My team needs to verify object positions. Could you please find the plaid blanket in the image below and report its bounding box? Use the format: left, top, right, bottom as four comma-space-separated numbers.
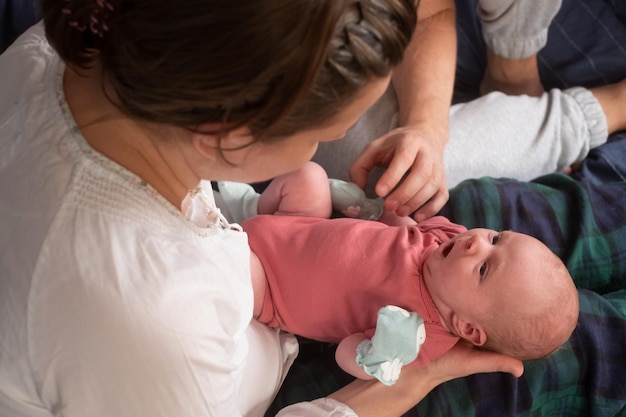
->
415, 139, 626, 417
402, 289, 626, 417
267, 0, 626, 411
268, 286, 626, 417
266, 138, 626, 417
442, 173, 626, 295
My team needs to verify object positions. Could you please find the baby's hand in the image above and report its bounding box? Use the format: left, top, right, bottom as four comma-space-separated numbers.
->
356, 306, 426, 386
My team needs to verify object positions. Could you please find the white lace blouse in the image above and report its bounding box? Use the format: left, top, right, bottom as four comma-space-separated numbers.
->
0, 23, 355, 417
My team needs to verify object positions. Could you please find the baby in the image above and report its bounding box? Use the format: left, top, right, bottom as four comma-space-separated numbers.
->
231, 162, 579, 386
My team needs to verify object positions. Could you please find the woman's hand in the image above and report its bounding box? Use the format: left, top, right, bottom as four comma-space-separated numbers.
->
430, 341, 525, 383
329, 341, 523, 417
349, 124, 449, 221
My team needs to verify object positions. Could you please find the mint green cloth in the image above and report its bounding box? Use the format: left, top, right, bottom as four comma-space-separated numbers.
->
356, 305, 426, 386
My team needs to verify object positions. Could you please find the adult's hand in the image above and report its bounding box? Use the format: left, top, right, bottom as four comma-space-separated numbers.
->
348, 0, 456, 222
329, 340, 523, 417
349, 123, 448, 221
430, 340, 524, 383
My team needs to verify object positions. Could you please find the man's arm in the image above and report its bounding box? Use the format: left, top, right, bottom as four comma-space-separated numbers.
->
350, 0, 457, 221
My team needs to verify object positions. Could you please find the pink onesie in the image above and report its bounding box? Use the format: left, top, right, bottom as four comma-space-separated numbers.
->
242, 215, 466, 366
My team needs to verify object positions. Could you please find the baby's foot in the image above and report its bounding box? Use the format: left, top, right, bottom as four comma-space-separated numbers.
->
480, 50, 544, 97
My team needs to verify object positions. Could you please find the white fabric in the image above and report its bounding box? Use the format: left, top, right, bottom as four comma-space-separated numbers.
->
478, 0, 563, 58
276, 398, 358, 417
444, 87, 607, 188
0, 23, 343, 417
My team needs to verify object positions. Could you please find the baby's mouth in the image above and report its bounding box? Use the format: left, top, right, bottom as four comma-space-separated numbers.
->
442, 242, 454, 257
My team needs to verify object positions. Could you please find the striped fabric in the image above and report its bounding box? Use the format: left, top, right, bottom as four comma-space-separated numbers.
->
454, 0, 626, 103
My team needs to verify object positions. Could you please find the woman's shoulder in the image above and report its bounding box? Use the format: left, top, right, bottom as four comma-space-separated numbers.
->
42, 182, 253, 293
29, 197, 254, 356
27, 169, 254, 332
0, 22, 56, 90
1, 22, 49, 55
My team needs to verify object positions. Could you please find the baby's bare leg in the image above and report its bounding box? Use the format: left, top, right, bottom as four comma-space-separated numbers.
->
590, 79, 626, 134
257, 161, 333, 218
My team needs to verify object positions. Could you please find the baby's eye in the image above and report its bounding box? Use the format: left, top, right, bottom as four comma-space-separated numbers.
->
491, 234, 500, 244
479, 262, 487, 279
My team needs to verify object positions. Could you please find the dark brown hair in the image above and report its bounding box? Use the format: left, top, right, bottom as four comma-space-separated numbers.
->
41, 0, 416, 142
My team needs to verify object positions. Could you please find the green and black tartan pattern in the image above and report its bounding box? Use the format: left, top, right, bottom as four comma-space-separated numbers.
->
268, 153, 626, 417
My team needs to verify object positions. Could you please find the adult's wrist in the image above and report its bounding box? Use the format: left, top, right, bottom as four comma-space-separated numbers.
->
328, 365, 440, 417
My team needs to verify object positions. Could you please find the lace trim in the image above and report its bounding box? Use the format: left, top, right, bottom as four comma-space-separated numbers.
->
52, 58, 238, 235
182, 186, 238, 231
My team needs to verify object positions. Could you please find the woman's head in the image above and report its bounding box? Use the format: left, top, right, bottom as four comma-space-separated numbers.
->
42, 0, 416, 143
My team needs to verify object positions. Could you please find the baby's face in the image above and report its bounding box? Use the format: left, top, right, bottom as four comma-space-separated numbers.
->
422, 228, 550, 327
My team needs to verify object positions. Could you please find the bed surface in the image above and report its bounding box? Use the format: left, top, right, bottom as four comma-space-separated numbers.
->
269, 0, 626, 415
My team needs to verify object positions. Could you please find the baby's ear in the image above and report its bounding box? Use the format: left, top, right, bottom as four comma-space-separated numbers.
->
451, 314, 487, 347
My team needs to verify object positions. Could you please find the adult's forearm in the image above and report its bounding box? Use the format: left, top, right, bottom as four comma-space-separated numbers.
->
393, 0, 456, 139
328, 365, 439, 417
327, 341, 525, 417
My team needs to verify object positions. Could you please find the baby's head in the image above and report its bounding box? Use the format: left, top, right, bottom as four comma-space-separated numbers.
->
423, 228, 579, 360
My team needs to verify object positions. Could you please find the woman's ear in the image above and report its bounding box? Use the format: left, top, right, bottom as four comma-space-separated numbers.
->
191, 124, 253, 160
190, 133, 219, 160
451, 314, 487, 347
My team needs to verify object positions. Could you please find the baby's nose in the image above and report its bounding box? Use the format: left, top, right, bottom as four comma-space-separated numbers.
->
465, 234, 484, 254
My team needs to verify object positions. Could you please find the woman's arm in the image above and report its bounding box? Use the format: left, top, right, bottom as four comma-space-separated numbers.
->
330, 341, 524, 417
